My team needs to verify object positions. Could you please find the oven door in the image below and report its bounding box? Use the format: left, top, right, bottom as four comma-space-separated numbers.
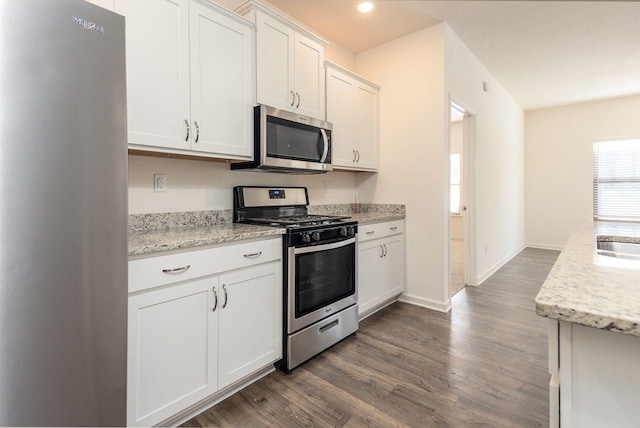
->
287, 237, 357, 333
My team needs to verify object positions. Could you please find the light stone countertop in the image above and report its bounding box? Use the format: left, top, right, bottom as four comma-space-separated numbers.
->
128, 223, 285, 256
535, 221, 640, 337
128, 204, 405, 257
349, 211, 406, 224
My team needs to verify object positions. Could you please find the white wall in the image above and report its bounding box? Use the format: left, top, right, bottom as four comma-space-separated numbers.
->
128, 155, 357, 213
353, 22, 525, 311
355, 24, 449, 311
525, 94, 640, 249
445, 25, 526, 284
450, 121, 463, 240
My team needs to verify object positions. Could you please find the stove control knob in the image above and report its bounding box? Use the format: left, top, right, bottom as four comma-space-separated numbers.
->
311, 231, 321, 242
350, 226, 356, 236
301, 233, 311, 243
339, 227, 348, 237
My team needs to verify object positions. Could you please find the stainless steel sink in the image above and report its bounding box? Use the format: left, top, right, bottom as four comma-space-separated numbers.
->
596, 240, 640, 260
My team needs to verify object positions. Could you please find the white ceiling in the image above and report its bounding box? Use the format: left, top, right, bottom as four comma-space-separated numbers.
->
263, 0, 640, 111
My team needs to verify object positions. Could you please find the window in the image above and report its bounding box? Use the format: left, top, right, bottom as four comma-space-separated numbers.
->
450, 153, 461, 214
593, 139, 640, 221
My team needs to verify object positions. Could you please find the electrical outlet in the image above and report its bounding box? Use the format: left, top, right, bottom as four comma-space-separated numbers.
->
323, 181, 335, 193
154, 174, 167, 192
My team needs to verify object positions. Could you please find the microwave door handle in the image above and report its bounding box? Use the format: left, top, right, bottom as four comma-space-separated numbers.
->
320, 129, 329, 163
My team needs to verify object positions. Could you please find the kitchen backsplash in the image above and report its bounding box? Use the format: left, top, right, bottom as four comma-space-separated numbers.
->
128, 154, 360, 214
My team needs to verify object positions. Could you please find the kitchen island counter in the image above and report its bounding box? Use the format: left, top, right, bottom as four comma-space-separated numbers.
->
535, 221, 640, 337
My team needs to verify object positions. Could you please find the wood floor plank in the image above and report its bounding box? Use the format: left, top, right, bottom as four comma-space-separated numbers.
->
181, 248, 559, 427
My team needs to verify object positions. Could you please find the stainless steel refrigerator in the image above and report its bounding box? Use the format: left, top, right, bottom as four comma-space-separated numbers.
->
0, 1, 127, 425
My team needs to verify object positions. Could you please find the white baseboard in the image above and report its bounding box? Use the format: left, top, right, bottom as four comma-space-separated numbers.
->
526, 242, 564, 251
398, 293, 451, 313
477, 243, 526, 284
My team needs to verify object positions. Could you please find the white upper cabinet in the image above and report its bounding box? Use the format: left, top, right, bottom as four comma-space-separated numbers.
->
117, 0, 191, 152
189, 1, 253, 157
255, 13, 294, 110
116, 0, 253, 160
293, 33, 324, 118
325, 62, 380, 171
238, 0, 327, 120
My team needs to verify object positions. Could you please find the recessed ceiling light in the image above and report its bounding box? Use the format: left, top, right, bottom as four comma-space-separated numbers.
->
357, 1, 374, 13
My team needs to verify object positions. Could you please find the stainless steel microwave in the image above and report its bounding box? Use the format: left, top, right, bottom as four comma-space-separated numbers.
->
231, 105, 333, 174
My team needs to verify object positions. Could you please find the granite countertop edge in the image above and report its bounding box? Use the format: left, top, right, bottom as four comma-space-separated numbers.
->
534, 221, 640, 338
128, 226, 286, 257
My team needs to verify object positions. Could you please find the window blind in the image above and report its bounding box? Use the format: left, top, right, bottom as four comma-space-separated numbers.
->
593, 140, 640, 221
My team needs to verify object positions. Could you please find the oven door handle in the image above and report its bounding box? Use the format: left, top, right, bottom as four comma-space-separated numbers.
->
293, 237, 356, 255
319, 129, 329, 163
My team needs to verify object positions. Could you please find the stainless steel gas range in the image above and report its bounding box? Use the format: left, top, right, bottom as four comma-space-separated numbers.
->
234, 186, 359, 372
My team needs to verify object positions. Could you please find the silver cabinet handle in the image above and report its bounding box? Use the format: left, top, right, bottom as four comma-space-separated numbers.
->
383, 244, 388, 257
162, 265, 191, 274
319, 319, 339, 333
353, 149, 357, 162
243, 251, 262, 258
184, 119, 190, 141
356, 150, 360, 163
296, 92, 300, 108
380, 244, 384, 258
194, 121, 200, 143
212, 287, 218, 312
390, 226, 398, 231
290, 90, 295, 107
366, 231, 375, 235
222, 284, 228, 308
320, 129, 329, 163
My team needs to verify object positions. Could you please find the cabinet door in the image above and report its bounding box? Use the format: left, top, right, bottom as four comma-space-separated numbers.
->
256, 13, 294, 111
218, 261, 282, 389
294, 33, 325, 119
326, 69, 354, 168
189, 1, 253, 159
116, 0, 191, 151
382, 235, 405, 300
127, 277, 218, 427
357, 240, 383, 317
352, 83, 378, 170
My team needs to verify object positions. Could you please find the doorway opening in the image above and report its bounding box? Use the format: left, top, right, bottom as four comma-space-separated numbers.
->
449, 100, 476, 298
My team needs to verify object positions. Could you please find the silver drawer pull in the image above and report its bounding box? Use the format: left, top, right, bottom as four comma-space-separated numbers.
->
243, 251, 262, 258
319, 319, 339, 333
366, 231, 375, 235
162, 265, 191, 274
390, 226, 398, 231
212, 287, 218, 312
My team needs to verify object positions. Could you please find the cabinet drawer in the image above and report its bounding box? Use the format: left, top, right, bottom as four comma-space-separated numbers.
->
358, 220, 404, 243
129, 238, 282, 293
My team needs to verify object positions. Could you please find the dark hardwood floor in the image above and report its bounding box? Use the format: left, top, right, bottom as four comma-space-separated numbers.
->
182, 247, 560, 427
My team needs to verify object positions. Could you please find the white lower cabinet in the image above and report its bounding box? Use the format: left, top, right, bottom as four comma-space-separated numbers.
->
548, 319, 640, 428
218, 262, 282, 389
127, 238, 282, 427
128, 277, 219, 426
357, 220, 405, 319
